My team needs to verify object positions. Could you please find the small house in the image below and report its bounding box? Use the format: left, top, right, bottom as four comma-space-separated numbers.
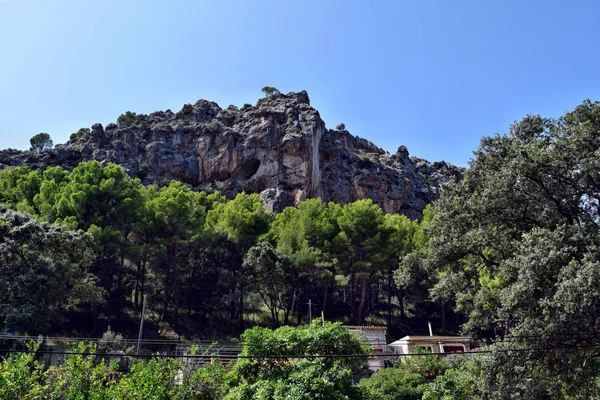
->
388, 335, 471, 355
344, 325, 392, 371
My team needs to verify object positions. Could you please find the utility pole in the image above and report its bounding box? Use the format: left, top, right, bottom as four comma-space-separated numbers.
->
308, 299, 312, 324
137, 295, 147, 355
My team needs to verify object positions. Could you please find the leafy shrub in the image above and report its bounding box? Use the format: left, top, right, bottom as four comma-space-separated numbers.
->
117, 111, 137, 128
395, 347, 448, 379
358, 368, 425, 400
69, 127, 90, 141
227, 321, 369, 399
0, 342, 46, 400
356, 155, 375, 169
205, 120, 224, 134
421, 361, 482, 400
336, 123, 346, 130
241, 103, 252, 110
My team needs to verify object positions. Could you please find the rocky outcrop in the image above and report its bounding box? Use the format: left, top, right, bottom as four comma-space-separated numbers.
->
0, 91, 463, 218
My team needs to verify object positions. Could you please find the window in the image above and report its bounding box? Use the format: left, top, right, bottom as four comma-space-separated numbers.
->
442, 345, 465, 353
415, 345, 434, 353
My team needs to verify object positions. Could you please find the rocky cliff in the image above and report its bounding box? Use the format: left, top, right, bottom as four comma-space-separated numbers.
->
0, 91, 463, 219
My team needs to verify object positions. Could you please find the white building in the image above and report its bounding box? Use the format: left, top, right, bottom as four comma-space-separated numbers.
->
344, 325, 393, 372
388, 335, 471, 355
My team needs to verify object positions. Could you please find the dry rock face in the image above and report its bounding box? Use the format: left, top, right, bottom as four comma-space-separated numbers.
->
0, 91, 463, 218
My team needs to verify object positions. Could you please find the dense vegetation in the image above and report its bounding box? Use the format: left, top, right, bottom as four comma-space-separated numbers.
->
0, 321, 484, 400
4, 99, 600, 397
0, 161, 442, 338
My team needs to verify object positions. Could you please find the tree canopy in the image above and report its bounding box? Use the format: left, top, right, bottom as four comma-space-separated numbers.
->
413, 99, 600, 397
29, 133, 53, 152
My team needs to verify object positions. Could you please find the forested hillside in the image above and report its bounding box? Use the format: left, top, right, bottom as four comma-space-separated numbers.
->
0, 161, 444, 338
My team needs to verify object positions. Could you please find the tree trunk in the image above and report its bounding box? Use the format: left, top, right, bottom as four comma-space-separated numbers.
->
238, 286, 245, 331
350, 273, 356, 322
442, 302, 446, 334
357, 277, 368, 324
387, 272, 393, 327
398, 288, 406, 322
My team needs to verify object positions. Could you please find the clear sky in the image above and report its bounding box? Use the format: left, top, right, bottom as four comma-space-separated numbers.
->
2, 0, 600, 166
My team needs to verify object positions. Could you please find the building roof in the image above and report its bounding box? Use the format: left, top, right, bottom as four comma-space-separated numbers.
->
344, 326, 387, 331
389, 335, 471, 346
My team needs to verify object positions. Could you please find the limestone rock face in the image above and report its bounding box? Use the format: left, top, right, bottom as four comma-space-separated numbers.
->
0, 91, 463, 218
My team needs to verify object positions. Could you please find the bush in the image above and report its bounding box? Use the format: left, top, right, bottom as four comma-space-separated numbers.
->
69, 127, 90, 141
205, 120, 224, 134
395, 347, 448, 380
117, 111, 137, 128
227, 321, 369, 399
241, 103, 252, 111
336, 123, 346, 130
358, 368, 425, 400
421, 361, 482, 400
356, 155, 375, 169
0, 342, 229, 399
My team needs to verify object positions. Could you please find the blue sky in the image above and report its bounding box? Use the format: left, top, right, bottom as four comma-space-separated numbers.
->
1, 0, 600, 166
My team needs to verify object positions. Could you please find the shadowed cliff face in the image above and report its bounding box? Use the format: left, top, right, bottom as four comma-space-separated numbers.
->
0, 91, 463, 218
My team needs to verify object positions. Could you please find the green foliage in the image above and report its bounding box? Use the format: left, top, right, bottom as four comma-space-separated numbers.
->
45, 343, 112, 400
241, 103, 252, 110
205, 120, 224, 133
261, 86, 280, 97
0, 342, 228, 399
29, 132, 53, 152
243, 241, 294, 325
227, 321, 368, 399
0, 206, 99, 333
0, 342, 46, 399
421, 360, 482, 400
417, 99, 600, 396
335, 123, 346, 130
69, 127, 90, 141
206, 192, 269, 251
117, 111, 137, 128
356, 155, 374, 169
396, 347, 448, 380
257, 87, 281, 106
358, 368, 424, 400
0, 160, 429, 336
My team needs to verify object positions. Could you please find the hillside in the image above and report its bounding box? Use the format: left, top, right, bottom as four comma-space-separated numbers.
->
0, 90, 462, 218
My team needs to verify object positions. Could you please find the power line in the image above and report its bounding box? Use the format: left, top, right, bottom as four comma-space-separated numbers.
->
2, 342, 600, 360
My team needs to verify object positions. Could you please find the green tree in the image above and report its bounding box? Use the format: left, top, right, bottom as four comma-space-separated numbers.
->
69, 127, 90, 140
335, 123, 346, 130
140, 181, 223, 328
243, 241, 294, 325
29, 132, 53, 152
267, 199, 340, 322
0, 206, 101, 333
227, 321, 368, 400
419, 99, 600, 397
205, 192, 270, 330
261, 86, 280, 97
335, 199, 388, 324
117, 111, 137, 128
0, 166, 42, 214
